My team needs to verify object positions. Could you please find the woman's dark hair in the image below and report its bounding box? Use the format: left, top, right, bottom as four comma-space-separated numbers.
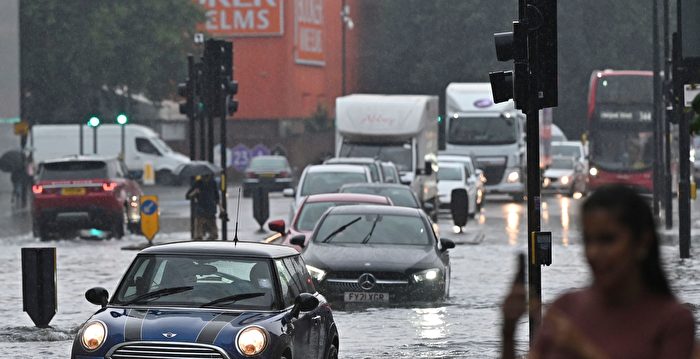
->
582, 184, 673, 296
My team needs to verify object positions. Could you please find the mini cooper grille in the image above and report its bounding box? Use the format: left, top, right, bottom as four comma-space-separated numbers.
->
109, 342, 228, 359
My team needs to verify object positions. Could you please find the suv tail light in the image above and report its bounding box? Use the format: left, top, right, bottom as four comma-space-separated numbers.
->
32, 185, 43, 194
246, 172, 257, 178
279, 171, 289, 178
102, 182, 118, 191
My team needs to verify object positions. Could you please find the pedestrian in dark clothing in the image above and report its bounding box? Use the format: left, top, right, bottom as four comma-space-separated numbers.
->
186, 174, 221, 240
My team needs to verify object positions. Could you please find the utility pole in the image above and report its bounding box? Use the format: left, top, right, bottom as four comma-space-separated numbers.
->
653, 0, 662, 218
663, 0, 673, 229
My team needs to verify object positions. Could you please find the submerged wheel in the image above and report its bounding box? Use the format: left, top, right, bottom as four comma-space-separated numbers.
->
326, 343, 338, 359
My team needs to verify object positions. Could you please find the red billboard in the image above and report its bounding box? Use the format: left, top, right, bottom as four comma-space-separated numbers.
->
294, 0, 325, 66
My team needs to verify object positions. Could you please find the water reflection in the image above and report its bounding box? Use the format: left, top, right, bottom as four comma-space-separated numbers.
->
560, 197, 570, 246
413, 307, 447, 340
542, 200, 550, 223
503, 203, 521, 245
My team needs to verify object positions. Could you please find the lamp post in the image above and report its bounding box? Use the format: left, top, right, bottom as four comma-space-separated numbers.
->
340, 1, 354, 96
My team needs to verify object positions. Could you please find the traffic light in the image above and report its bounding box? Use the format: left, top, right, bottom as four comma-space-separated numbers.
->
203, 39, 238, 117
530, 0, 558, 108
226, 80, 239, 115
490, 21, 528, 110
177, 79, 193, 116
87, 116, 100, 128
116, 113, 128, 125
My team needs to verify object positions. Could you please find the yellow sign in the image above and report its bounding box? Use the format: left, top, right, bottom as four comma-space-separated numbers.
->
140, 195, 160, 241
14, 121, 29, 136
143, 163, 155, 185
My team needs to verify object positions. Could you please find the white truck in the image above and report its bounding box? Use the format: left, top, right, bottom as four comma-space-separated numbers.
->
30, 124, 190, 184
335, 94, 439, 217
445, 83, 553, 201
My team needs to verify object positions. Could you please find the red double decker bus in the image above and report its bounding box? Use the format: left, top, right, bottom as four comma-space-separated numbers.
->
587, 70, 654, 192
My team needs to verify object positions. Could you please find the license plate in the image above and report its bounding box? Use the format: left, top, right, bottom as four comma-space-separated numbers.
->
61, 187, 86, 196
343, 292, 389, 302
260, 173, 276, 178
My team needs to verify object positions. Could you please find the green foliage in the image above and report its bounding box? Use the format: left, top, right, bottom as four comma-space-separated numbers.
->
20, 1, 205, 124
356, 0, 655, 138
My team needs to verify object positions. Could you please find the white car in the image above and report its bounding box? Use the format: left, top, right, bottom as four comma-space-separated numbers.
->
438, 153, 485, 209
552, 141, 587, 170
437, 161, 479, 218
543, 156, 587, 196
284, 164, 372, 219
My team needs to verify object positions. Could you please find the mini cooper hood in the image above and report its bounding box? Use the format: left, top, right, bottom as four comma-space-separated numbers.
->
90, 307, 274, 343
304, 243, 437, 272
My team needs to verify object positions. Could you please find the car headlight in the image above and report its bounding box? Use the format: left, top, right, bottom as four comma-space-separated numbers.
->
236, 325, 268, 357
306, 265, 327, 281
589, 167, 598, 176
412, 268, 440, 282
506, 170, 520, 183
560, 176, 570, 185
81, 321, 107, 351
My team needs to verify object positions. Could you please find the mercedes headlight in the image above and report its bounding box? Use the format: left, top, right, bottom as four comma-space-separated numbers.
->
306, 265, 327, 281
560, 176, 570, 185
412, 268, 440, 282
236, 325, 268, 357
506, 170, 520, 183
80, 321, 107, 351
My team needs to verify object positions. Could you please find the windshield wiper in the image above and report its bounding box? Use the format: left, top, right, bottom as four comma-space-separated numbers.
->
361, 216, 380, 244
321, 217, 361, 243
200, 292, 266, 308
122, 286, 194, 306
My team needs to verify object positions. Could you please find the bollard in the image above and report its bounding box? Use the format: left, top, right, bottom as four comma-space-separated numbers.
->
450, 188, 469, 229
252, 185, 270, 232
21, 247, 57, 328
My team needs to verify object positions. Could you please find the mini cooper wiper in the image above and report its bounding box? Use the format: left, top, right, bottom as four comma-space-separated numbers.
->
321, 216, 362, 243
122, 286, 194, 305
200, 292, 266, 307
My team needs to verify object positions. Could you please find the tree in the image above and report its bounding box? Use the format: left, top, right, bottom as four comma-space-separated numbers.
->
355, 0, 655, 139
20, 1, 205, 124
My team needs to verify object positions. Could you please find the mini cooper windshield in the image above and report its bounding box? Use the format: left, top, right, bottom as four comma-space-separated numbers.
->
113, 255, 275, 310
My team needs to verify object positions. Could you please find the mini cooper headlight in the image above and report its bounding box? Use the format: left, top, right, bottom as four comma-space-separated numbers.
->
306, 265, 327, 281
412, 268, 440, 283
81, 320, 107, 351
236, 325, 268, 357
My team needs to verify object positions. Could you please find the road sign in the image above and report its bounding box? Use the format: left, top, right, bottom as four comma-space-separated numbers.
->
14, 121, 29, 136
140, 195, 159, 241
231, 144, 251, 172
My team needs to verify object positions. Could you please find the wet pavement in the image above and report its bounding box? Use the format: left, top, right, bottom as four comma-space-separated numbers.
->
1, 185, 700, 358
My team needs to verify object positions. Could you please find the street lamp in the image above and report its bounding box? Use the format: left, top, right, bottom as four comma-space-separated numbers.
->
341, 1, 354, 96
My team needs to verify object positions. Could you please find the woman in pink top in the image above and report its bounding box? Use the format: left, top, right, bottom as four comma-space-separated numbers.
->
502, 185, 695, 359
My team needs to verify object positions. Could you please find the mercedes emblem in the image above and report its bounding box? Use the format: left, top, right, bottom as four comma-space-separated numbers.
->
358, 273, 377, 291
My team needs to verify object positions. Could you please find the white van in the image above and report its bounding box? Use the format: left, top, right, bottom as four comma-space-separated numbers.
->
30, 124, 190, 184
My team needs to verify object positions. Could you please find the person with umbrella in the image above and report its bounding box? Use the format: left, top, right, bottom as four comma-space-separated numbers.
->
185, 171, 222, 240
0, 149, 30, 209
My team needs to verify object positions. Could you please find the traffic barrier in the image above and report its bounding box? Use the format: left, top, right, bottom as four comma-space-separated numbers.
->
21, 247, 57, 328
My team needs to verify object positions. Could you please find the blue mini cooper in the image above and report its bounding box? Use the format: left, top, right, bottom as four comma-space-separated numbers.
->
71, 241, 339, 359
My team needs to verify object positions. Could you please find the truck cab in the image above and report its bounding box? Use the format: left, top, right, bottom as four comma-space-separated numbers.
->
445, 83, 526, 201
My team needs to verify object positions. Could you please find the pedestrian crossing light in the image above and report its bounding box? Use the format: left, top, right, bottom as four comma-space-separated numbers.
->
116, 113, 128, 125
87, 116, 101, 128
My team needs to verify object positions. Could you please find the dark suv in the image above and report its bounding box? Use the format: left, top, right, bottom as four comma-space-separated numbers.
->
31, 156, 142, 240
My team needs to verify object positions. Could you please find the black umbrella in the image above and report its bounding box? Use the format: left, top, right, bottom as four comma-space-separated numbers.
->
176, 161, 222, 182
0, 149, 25, 173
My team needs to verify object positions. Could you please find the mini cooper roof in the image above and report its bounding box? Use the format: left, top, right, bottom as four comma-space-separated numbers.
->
139, 241, 299, 258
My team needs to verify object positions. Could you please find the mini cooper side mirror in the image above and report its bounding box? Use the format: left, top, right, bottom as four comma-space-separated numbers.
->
290, 234, 306, 247
85, 287, 109, 308
440, 238, 456, 250
288, 293, 319, 320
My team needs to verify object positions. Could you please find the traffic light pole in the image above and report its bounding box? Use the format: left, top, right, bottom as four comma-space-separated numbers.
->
663, 0, 673, 229
524, 19, 542, 344
673, 29, 691, 258
653, 0, 663, 218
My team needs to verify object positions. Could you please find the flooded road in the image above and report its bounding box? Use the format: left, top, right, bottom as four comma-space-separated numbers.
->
1, 191, 699, 358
